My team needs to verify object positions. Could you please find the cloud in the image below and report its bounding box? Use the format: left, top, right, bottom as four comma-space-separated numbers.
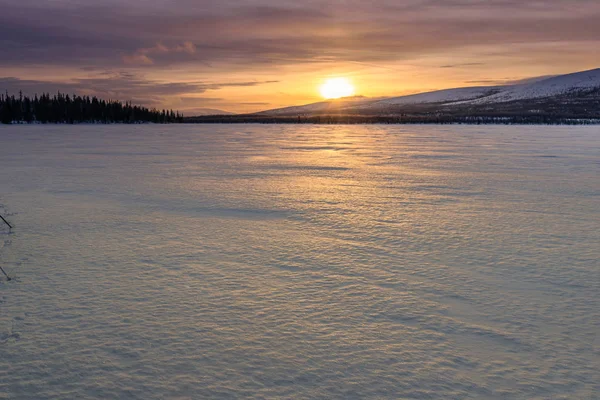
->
122, 54, 155, 66
1, 0, 599, 111
464, 79, 513, 85
123, 42, 197, 65
0, 73, 278, 108
440, 63, 485, 69
1, 0, 599, 69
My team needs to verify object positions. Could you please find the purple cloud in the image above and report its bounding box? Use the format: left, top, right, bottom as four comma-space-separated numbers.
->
1, 0, 599, 111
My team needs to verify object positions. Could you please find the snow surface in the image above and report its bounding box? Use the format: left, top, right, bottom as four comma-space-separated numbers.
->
257, 96, 376, 115
362, 86, 500, 107
379, 68, 600, 107
463, 68, 600, 105
1, 125, 599, 399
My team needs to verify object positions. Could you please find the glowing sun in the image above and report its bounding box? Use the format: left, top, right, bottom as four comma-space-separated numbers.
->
319, 77, 355, 99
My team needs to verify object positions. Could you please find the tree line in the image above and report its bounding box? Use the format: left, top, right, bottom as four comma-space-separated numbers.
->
1, 91, 184, 124
185, 114, 600, 125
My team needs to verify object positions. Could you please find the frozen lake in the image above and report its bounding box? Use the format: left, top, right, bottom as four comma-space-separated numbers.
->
0, 124, 599, 399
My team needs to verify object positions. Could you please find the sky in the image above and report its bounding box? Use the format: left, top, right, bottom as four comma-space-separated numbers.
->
1, 0, 599, 114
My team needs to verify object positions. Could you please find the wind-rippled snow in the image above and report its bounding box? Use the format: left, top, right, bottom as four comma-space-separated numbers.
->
0, 125, 599, 399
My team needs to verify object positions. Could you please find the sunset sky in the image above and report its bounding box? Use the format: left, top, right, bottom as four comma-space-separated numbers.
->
1, 0, 599, 114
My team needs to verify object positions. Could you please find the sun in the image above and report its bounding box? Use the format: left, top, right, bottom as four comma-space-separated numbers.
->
319, 77, 355, 99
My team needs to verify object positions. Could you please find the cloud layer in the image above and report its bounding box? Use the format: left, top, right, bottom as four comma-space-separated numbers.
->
1, 0, 599, 112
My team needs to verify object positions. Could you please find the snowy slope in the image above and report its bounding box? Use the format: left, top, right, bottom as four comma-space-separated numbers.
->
463, 68, 600, 104
362, 86, 501, 107
256, 96, 375, 116
257, 68, 600, 115
373, 68, 600, 108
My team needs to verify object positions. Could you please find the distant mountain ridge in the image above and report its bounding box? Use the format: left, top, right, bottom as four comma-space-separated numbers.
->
254, 96, 377, 116
256, 68, 600, 117
191, 108, 235, 116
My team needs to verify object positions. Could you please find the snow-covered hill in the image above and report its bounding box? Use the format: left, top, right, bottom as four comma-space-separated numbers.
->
361, 86, 501, 108
462, 68, 600, 105
255, 96, 375, 116
256, 68, 600, 116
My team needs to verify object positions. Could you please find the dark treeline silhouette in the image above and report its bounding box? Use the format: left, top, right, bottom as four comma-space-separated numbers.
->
185, 114, 600, 125
0, 91, 184, 124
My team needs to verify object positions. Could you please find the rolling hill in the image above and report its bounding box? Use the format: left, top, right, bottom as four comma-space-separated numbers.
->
255, 68, 600, 118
